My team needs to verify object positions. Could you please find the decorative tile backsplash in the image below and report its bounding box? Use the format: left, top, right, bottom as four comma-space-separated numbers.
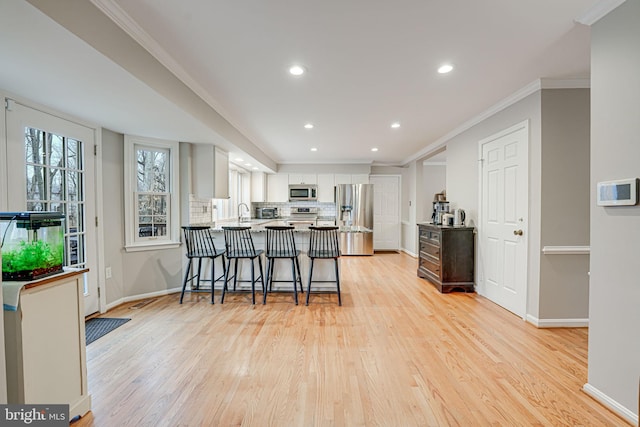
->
188, 194, 214, 224
252, 201, 336, 218
188, 197, 337, 224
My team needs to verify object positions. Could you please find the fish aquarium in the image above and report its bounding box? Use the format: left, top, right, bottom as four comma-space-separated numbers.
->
1, 212, 65, 281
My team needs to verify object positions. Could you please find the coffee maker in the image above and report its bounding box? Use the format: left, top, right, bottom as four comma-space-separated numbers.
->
431, 192, 450, 225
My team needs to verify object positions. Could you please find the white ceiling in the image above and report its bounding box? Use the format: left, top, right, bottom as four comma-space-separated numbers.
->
1, 0, 600, 170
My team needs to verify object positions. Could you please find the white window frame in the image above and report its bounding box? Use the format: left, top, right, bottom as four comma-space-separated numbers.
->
214, 166, 250, 220
124, 135, 180, 251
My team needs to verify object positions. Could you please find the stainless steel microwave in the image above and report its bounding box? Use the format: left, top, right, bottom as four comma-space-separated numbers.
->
288, 184, 318, 201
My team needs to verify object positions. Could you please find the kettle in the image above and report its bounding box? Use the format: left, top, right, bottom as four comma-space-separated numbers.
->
454, 209, 466, 226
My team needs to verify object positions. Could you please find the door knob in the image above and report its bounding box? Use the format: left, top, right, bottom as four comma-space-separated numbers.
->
513, 229, 524, 236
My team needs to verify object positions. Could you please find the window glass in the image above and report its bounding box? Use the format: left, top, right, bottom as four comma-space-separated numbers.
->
124, 136, 179, 250
23, 126, 87, 268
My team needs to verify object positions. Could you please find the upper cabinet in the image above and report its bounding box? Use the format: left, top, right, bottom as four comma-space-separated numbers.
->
251, 171, 267, 202
288, 174, 317, 185
334, 174, 370, 184
264, 172, 370, 202
317, 174, 335, 202
267, 174, 289, 202
352, 174, 370, 184
191, 144, 229, 199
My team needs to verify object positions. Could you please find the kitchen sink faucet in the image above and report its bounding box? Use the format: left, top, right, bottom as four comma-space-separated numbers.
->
238, 203, 250, 222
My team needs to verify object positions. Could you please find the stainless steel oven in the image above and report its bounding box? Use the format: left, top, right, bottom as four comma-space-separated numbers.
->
288, 184, 317, 202
286, 207, 318, 229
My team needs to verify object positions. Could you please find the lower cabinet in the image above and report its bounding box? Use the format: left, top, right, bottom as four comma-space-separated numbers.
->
417, 223, 475, 293
3, 269, 91, 419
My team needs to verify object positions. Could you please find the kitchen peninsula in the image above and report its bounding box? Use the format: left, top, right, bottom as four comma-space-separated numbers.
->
206, 220, 341, 290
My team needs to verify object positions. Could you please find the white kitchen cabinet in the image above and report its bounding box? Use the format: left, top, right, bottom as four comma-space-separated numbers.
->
3, 269, 91, 419
351, 174, 370, 184
334, 174, 369, 184
267, 173, 289, 202
288, 174, 317, 185
251, 171, 267, 202
191, 144, 229, 199
334, 174, 352, 185
316, 219, 336, 226
317, 174, 335, 202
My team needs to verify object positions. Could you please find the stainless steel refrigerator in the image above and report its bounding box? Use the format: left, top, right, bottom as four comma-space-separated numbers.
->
335, 184, 374, 255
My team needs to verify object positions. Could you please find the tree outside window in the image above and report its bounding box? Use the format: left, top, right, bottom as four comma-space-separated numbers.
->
123, 135, 180, 251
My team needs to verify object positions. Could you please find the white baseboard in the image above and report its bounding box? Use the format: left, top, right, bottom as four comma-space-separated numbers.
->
105, 287, 181, 312
401, 248, 417, 258
583, 383, 638, 426
526, 314, 589, 328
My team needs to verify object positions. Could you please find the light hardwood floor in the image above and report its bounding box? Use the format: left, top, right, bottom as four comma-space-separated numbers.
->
74, 252, 628, 426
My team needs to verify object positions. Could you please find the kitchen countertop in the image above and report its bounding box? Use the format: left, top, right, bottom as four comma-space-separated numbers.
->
189, 218, 369, 233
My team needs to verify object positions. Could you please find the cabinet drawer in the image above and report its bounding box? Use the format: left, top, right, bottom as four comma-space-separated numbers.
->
420, 241, 440, 259
419, 256, 441, 278
419, 227, 440, 244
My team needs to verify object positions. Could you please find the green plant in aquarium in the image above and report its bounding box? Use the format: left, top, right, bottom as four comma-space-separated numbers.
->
2, 239, 63, 274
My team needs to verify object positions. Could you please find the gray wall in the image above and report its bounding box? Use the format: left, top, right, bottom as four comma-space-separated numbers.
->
443, 88, 591, 323
443, 91, 544, 318
589, 0, 640, 416
101, 129, 183, 306
422, 164, 446, 222
539, 89, 590, 319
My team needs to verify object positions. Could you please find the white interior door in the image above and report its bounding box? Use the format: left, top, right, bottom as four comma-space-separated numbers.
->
370, 175, 400, 251
479, 122, 528, 318
5, 99, 99, 315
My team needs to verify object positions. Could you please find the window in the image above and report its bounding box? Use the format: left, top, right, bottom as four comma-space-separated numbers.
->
214, 167, 249, 220
24, 127, 86, 268
124, 135, 180, 251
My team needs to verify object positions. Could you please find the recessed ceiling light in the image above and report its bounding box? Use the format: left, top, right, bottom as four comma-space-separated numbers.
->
371, 148, 379, 152
391, 122, 401, 129
245, 163, 252, 167
235, 157, 244, 162
438, 64, 453, 74
304, 123, 314, 129
310, 147, 318, 152
289, 65, 305, 76
252, 167, 259, 170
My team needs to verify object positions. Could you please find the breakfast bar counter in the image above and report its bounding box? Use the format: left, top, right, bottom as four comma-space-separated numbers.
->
197, 222, 339, 291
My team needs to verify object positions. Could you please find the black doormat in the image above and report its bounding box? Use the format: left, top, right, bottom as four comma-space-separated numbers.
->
85, 318, 131, 345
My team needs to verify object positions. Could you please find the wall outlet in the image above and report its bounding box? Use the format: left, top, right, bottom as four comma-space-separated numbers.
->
105, 266, 112, 279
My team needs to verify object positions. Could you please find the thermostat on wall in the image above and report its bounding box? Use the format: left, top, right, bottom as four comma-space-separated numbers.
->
597, 178, 639, 206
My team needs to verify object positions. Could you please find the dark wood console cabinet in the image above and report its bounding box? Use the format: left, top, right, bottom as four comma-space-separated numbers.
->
417, 223, 475, 293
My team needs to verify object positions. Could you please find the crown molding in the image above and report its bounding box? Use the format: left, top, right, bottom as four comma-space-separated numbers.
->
403, 77, 591, 166
575, 0, 627, 25
88, 0, 267, 156
540, 78, 590, 89
402, 79, 542, 165
89, 0, 222, 112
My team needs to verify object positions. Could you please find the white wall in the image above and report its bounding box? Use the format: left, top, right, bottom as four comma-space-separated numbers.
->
588, 0, 640, 420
